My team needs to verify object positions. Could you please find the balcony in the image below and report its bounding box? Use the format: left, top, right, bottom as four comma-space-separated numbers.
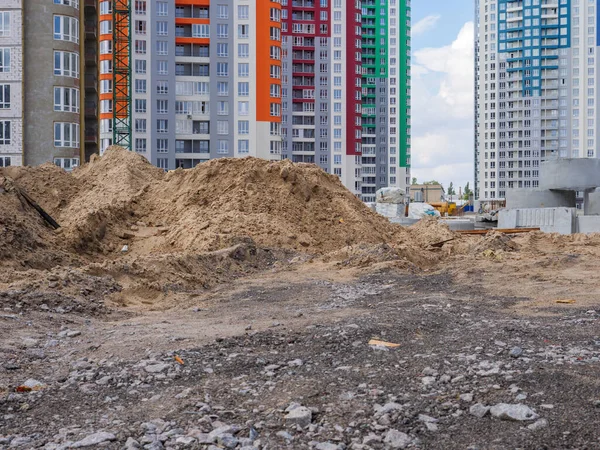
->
85, 102, 97, 118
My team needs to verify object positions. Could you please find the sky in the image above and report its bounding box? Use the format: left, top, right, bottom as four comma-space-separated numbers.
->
410, 0, 475, 195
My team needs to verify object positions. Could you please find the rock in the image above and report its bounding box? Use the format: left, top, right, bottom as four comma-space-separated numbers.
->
469, 403, 490, 418
124, 437, 142, 449
490, 404, 539, 421
418, 414, 438, 423
71, 432, 116, 448
421, 376, 436, 386
121, 245, 129, 253
21, 338, 38, 348
216, 434, 238, 449
288, 359, 303, 367
66, 330, 81, 338
285, 406, 312, 428
363, 433, 382, 445
3, 363, 20, 370
10, 436, 32, 447
23, 379, 45, 390
144, 363, 170, 373
276, 431, 294, 440
207, 426, 237, 442
425, 422, 439, 432
383, 429, 411, 449
375, 402, 403, 415
509, 347, 523, 358
540, 404, 554, 409
459, 393, 474, 402
527, 418, 549, 431
316, 443, 340, 450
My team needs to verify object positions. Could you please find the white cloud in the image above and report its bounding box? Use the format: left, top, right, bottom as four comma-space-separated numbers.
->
412, 15, 442, 36
411, 22, 475, 192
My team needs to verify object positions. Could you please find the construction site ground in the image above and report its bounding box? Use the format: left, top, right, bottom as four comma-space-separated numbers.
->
1, 147, 599, 449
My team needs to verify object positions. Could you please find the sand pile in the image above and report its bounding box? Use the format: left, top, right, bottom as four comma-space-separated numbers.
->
0, 176, 74, 270
1, 146, 418, 265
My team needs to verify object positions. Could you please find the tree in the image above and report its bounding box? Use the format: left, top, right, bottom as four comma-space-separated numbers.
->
423, 180, 441, 185
463, 182, 473, 200
447, 182, 455, 196
411, 177, 418, 185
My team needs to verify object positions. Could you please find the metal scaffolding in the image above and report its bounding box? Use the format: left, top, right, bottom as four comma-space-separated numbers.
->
112, 0, 131, 149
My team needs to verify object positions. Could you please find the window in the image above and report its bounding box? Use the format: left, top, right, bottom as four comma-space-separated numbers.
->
135, 60, 146, 74
157, 139, 168, 153
217, 121, 228, 135
157, 100, 168, 114
192, 24, 209, 38
217, 81, 228, 96
134, 0, 147, 14
135, 138, 147, 152
238, 24, 249, 38
156, 2, 168, 16
238, 44, 249, 58
54, 158, 79, 171
134, 99, 146, 113
238, 5, 249, 19
0, 121, 9, 145
0, 156, 10, 167
238, 140, 249, 154
238, 120, 249, 135
54, 0, 79, 8
135, 119, 146, 133
157, 158, 168, 170
238, 82, 249, 97
0, 84, 9, 109
218, 5, 229, 19
99, 1, 111, 15
217, 62, 228, 77
54, 15, 79, 43
157, 119, 168, 133
156, 41, 168, 55
238, 63, 249, 77
53, 122, 79, 148
54, 51, 79, 78
217, 43, 228, 57
238, 101, 249, 116
135, 40, 147, 54
157, 60, 168, 75
135, 20, 146, 34
157, 81, 168, 94
217, 24, 228, 38
0, 48, 10, 73
156, 21, 168, 36
218, 140, 229, 154
54, 87, 80, 113
0, 12, 10, 37
218, 101, 228, 115
135, 79, 146, 93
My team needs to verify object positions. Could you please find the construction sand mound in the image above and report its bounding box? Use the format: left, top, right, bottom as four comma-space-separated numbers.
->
1, 146, 417, 266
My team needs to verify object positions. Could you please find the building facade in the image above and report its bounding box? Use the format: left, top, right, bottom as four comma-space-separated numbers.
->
476, 0, 600, 203
98, 0, 410, 200
99, 0, 283, 169
0, 0, 98, 169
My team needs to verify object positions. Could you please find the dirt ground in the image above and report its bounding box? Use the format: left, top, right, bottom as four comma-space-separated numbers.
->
1, 149, 600, 449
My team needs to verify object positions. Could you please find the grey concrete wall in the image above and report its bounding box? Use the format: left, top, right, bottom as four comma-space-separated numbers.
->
576, 216, 600, 233
499, 207, 576, 235
540, 158, 600, 191
24, 0, 81, 166
585, 189, 600, 215
505, 188, 576, 209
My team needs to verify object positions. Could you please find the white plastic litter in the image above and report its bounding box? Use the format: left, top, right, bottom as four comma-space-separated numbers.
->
408, 203, 441, 220
376, 187, 406, 204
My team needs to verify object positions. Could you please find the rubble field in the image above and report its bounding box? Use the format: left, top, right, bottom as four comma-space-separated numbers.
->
1, 147, 600, 449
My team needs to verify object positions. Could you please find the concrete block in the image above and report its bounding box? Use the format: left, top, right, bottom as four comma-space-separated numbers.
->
440, 219, 475, 231
505, 189, 576, 209
584, 189, 600, 215
576, 216, 600, 234
498, 207, 576, 234
540, 159, 600, 191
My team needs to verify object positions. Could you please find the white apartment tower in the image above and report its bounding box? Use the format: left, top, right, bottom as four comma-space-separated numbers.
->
476, 0, 600, 204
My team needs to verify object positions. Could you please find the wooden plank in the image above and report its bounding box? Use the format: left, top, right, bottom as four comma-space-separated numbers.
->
457, 228, 540, 235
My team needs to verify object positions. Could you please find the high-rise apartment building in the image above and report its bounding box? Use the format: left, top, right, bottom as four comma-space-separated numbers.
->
0, 0, 98, 170
279, 0, 410, 200
99, 0, 283, 168
98, 0, 410, 199
475, 0, 599, 202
